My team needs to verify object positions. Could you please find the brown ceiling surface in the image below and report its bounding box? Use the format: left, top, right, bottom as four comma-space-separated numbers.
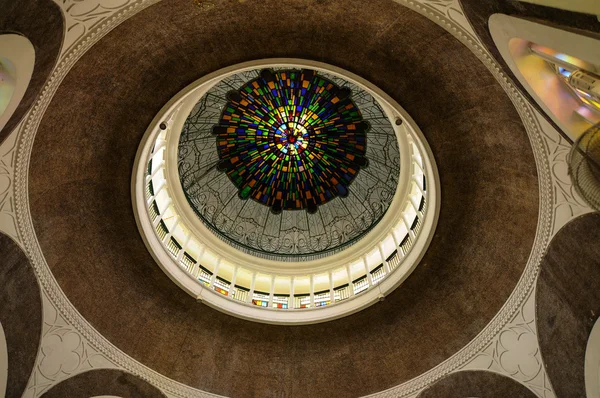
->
537, 213, 600, 398
0, 0, 63, 144
416, 370, 536, 398
28, 0, 539, 396
0, 233, 42, 398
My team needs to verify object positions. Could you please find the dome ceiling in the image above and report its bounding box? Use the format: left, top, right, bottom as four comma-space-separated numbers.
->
26, 0, 539, 395
7, 0, 599, 397
178, 67, 400, 259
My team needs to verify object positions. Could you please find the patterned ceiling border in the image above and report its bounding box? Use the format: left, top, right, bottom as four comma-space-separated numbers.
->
0, 0, 590, 396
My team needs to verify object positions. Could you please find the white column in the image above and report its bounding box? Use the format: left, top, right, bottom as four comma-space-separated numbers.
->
209, 258, 221, 287
363, 255, 373, 287
230, 266, 238, 296
392, 231, 400, 250
329, 271, 335, 303
247, 273, 257, 303
176, 234, 192, 263
147, 181, 166, 205
346, 264, 355, 297
163, 218, 179, 244
290, 277, 295, 308
268, 276, 275, 307
410, 200, 419, 216
379, 243, 390, 274
152, 138, 167, 154
413, 176, 426, 196
413, 158, 424, 172
153, 198, 172, 227
309, 275, 315, 307
410, 194, 421, 213
153, 180, 167, 196
159, 197, 172, 214
190, 245, 205, 278
146, 160, 165, 180
402, 213, 416, 240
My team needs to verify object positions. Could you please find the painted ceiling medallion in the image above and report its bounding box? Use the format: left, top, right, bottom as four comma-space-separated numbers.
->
213, 68, 369, 215
178, 66, 400, 260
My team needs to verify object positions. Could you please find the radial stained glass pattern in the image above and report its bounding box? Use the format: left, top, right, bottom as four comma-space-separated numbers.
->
214, 69, 368, 214
178, 67, 400, 261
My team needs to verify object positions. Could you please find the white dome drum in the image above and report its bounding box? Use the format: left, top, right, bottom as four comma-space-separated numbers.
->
132, 59, 440, 324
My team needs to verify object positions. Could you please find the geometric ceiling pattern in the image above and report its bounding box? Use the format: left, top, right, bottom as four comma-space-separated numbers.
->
0, 0, 596, 397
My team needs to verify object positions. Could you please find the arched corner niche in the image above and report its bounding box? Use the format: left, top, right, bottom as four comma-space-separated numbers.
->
488, 13, 600, 141
416, 370, 536, 398
586, 316, 600, 398
0, 34, 35, 132
0, 322, 7, 398
537, 213, 600, 398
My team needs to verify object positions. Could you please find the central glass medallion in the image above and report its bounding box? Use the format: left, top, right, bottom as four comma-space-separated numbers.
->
213, 69, 369, 215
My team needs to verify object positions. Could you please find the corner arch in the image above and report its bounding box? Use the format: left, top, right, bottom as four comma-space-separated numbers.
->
0, 0, 63, 142
41, 369, 166, 398
417, 370, 536, 398
0, 232, 43, 398
536, 212, 600, 397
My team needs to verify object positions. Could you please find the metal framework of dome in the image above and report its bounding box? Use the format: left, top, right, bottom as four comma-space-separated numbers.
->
178, 68, 400, 261
569, 122, 600, 211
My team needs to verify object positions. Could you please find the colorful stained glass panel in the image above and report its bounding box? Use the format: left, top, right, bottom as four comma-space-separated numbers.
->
214, 69, 369, 214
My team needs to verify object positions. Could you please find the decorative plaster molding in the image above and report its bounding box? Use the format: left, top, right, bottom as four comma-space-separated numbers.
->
23, 295, 117, 398
410, 0, 479, 39
1, 0, 590, 396
0, 126, 19, 242
54, 0, 139, 56
532, 110, 595, 237
460, 287, 554, 398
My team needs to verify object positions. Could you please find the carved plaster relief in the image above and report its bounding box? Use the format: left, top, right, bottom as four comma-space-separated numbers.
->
0, 128, 19, 242
54, 0, 141, 56
23, 295, 116, 398
461, 288, 554, 398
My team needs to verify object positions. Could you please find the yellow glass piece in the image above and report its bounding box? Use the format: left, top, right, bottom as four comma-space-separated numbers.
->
529, 43, 590, 70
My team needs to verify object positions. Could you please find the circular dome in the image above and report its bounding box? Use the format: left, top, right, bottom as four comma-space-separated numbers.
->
133, 59, 439, 324
178, 67, 399, 261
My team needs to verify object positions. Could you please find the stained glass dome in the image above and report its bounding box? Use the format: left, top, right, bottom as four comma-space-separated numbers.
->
178, 67, 400, 261
214, 69, 369, 215
136, 59, 439, 323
